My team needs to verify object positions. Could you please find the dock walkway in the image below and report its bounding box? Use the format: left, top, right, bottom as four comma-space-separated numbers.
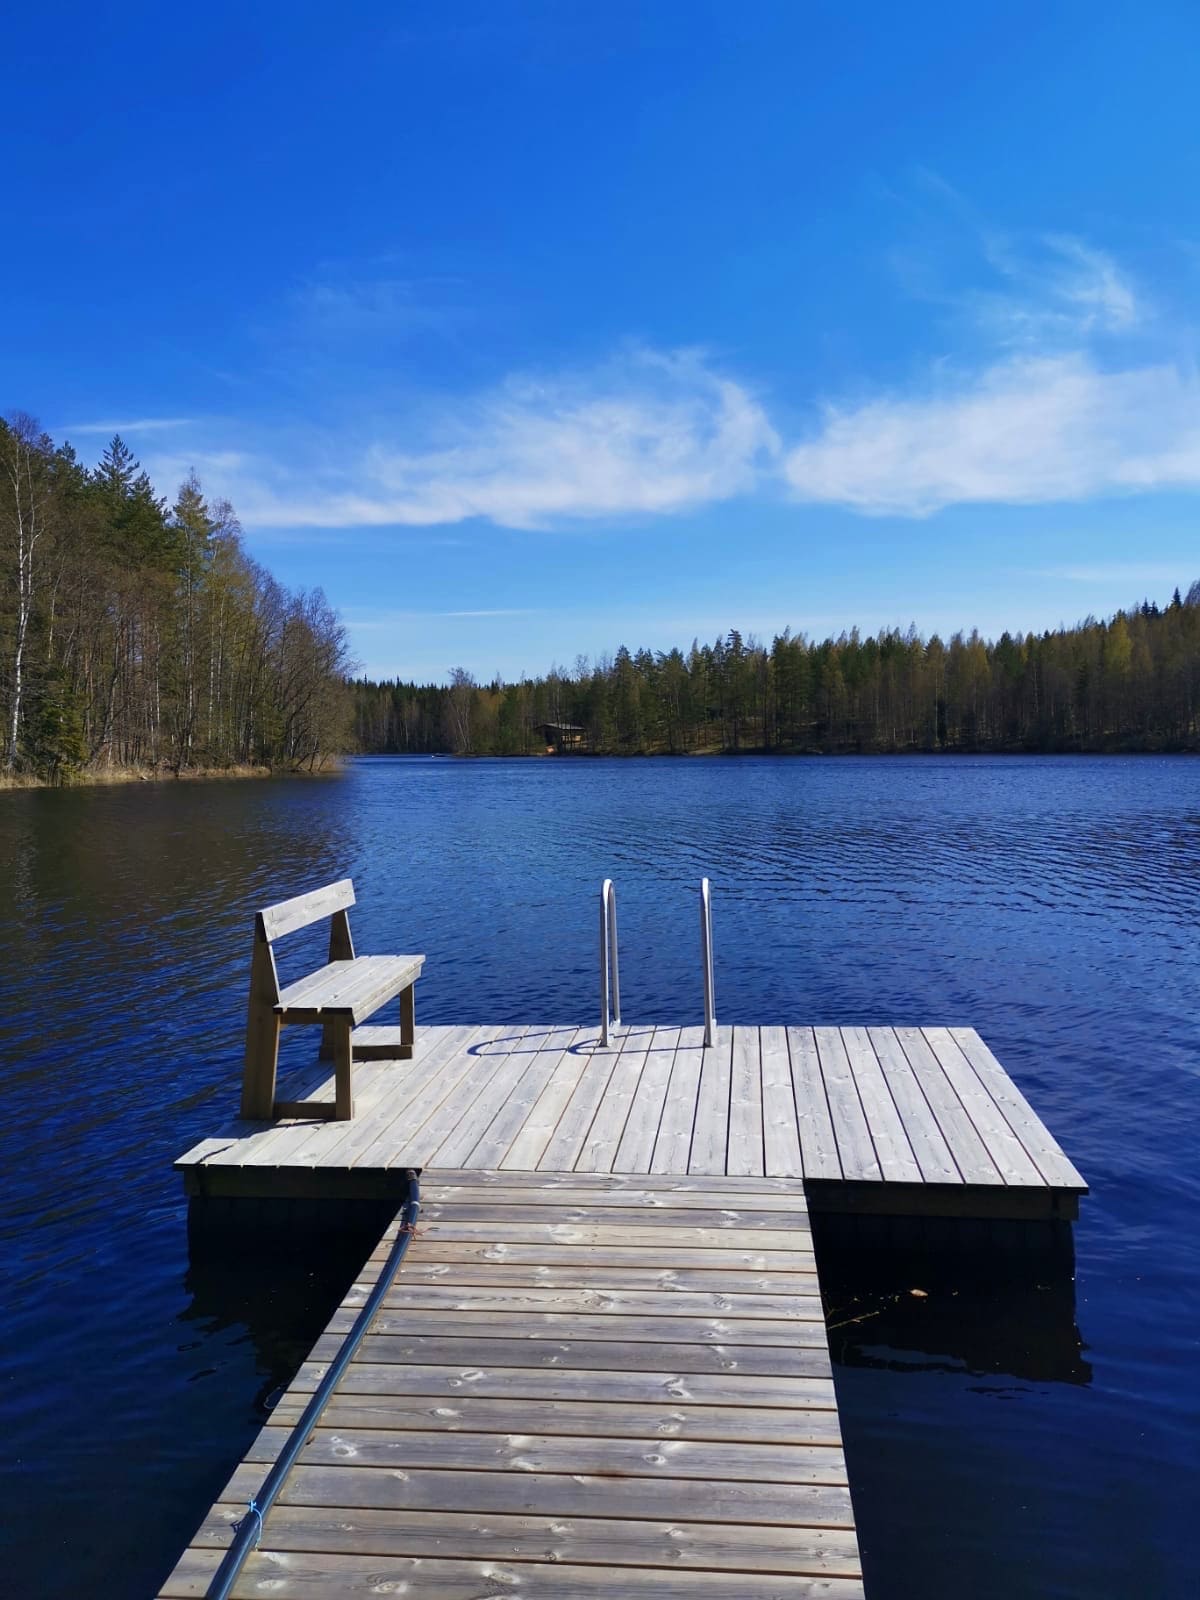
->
160, 1170, 862, 1598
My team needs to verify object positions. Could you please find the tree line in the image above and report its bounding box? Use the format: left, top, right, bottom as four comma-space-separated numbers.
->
1, 414, 350, 780
354, 587, 1200, 757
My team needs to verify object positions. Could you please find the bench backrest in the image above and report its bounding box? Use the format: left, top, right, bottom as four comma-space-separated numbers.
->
258, 878, 356, 943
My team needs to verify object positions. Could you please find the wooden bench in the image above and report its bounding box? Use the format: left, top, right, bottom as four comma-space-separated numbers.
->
241, 879, 425, 1123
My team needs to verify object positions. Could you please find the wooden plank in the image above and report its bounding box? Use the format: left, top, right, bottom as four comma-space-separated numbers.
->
727, 1025, 765, 1176
289, 1361, 839, 1410
893, 1027, 1004, 1185
267, 1393, 841, 1444
465, 1026, 583, 1168
422, 1026, 546, 1167
786, 1028, 842, 1180
340, 1283, 825, 1320
220, 1457, 857, 1527
259, 877, 355, 942
187, 1504, 862, 1577
228, 1026, 479, 1173
367, 1261, 820, 1295
501, 1031, 595, 1170
922, 1028, 1046, 1186
420, 1180, 813, 1214
370, 1241, 818, 1271
760, 1024, 803, 1178
613, 1026, 681, 1172
413, 1219, 810, 1249
418, 1202, 811, 1230
537, 1036, 624, 1170
249, 1424, 846, 1485
278, 954, 424, 1022
575, 1026, 656, 1172
314, 1332, 833, 1377
866, 1026, 962, 1183
948, 1027, 1087, 1189
164, 1545, 865, 1598
431, 1167, 805, 1194
649, 1024, 704, 1174
840, 1026, 922, 1182
813, 1027, 882, 1182
352, 1025, 522, 1169
689, 1025, 732, 1174
331, 1308, 830, 1348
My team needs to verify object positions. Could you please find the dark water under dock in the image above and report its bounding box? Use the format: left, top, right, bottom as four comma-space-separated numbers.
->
1, 754, 1197, 1598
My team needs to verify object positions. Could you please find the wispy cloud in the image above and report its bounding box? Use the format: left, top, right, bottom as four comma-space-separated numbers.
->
181, 347, 779, 531
968, 232, 1143, 345
61, 417, 194, 435
783, 353, 1200, 516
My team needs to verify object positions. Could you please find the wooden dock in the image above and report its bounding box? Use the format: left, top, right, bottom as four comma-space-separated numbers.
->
178, 1022, 1086, 1220
160, 1171, 863, 1598
166, 1020, 1085, 1597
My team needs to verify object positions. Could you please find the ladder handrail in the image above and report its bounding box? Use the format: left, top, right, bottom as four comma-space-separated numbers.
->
599, 878, 621, 1046
700, 877, 716, 1046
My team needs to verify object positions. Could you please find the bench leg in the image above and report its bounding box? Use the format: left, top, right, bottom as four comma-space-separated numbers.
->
400, 983, 415, 1060
242, 1010, 281, 1120
318, 1020, 336, 1062
332, 1017, 354, 1120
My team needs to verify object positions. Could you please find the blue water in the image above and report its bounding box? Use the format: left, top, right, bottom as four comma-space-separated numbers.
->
0, 755, 1196, 1597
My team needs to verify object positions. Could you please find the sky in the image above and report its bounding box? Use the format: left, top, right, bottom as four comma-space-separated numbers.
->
5, 1, 1200, 683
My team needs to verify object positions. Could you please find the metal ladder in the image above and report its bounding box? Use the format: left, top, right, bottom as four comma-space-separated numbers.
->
600, 877, 716, 1047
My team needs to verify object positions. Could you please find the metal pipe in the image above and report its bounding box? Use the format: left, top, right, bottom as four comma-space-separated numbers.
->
700, 877, 716, 1046
599, 878, 620, 1047
204, 1171, 422, 1600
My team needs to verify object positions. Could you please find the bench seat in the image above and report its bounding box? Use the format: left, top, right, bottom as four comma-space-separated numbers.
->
276, 954, 425, 1025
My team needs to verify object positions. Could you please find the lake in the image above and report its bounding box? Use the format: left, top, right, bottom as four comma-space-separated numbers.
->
1, 754, 1196, 1598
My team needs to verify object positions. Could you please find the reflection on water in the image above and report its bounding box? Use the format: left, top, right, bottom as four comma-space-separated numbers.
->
816, 1227, 1091, 1387
1, 756, 1197, 1599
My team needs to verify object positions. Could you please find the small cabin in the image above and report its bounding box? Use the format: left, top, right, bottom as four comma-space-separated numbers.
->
540, 721, 585, 751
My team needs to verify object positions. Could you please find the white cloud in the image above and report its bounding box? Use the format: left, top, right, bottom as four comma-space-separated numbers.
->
222, 349, 778, 531
783, 353, 1200, 516
970, 233, 1142, 344
62, 417, 194, 435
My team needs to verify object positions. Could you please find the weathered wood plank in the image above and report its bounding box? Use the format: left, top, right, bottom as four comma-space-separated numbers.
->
258, 878, 356, 943
367, 1261, 820, 1295
288, 1361, 839, 1410
501, 1032, 596, 1170
761, 1025, 804, 1178
948, 1027, 1087, 1189
814, 1027, 882, 1182
219, 1457, 857, 1527
689, 1025, 733, 1174
187, 1503, 862, 1576
650, 1024, 705, 1173
537, 1036, 625, 1170
266, 1393, 841, 1444
413, 1219, 811, 1248
786, 1027, 842, 1180
314, 1332, 833, 1377
330, 1307, 830, 1348
922, 1027, 1046, 1185
893, 1026, 1004, 1185
575, 1027, 656, 1172
866, 1026, 962, 1183
727, 1025, 765, 1177
613, 1026, 681, 1172
163, 1545, 864, 1599
840, 1025, 922, 1182
420, 1179, 813, 1213
422, 1026, 546, 1167
370, 1241, 818, 1272
465, 1027, 583, 1168
343, 1283, 824, 1321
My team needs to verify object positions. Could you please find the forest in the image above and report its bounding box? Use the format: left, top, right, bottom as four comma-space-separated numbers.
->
353, 585, 1200, 757
0, 415, 350, 781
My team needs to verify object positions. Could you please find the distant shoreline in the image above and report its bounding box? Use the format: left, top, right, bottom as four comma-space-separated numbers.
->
0, 761, 343, 793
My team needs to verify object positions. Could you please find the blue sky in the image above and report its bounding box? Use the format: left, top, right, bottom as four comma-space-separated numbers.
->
5, 2, 1200, 682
